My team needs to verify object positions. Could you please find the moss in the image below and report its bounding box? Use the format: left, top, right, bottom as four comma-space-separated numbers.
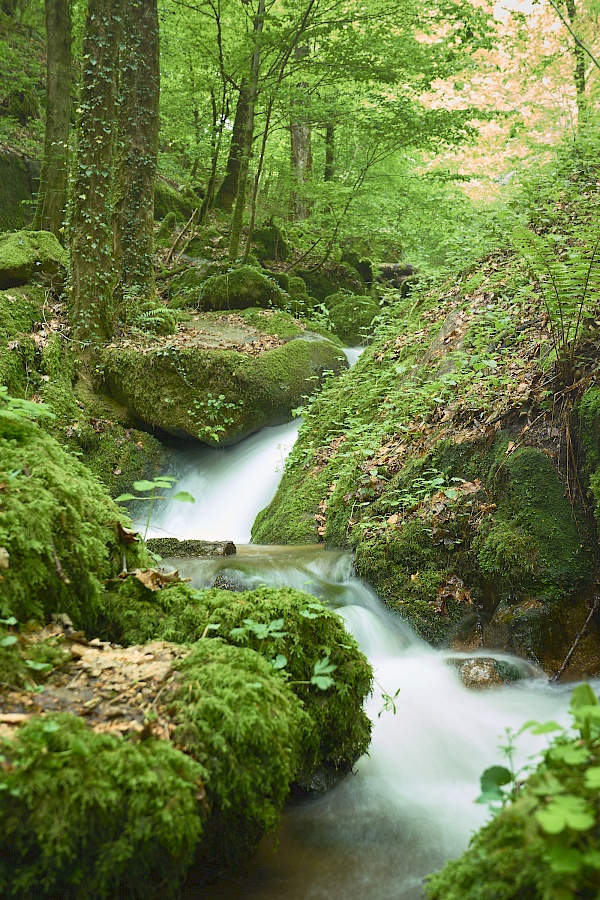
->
576, 385, 600, 488
0, 285, 43, 394
100, 580, 372, 779
168, 639, 305, 864
267, 270, 290, 291
238, 307, 303, 337
0, 149, 36, 231
199, 265, 285, 312
252, 222, 290, 262
324, 291, 380, 344
154, 177, 196, 222
155, 211, 177, 246
294, 263, 366, 300
0, 625, 70, 691
0, 418, 143, 628
0, 230, 68, 290
100, 337, 347, 446
0, 714, 206, 899
251, 462, 328, 544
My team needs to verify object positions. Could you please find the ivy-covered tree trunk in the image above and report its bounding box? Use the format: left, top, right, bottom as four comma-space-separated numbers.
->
68, 0, 123, 345
32, 0, 72, 238
214, 82, 249, 213
290, 45, 312, 221
565, 0, 587, 123
228, 0, 265, 261
113, 0, 160, 306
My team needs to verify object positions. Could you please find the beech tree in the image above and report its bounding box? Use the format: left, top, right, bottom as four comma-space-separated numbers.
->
32, 0, 72, 238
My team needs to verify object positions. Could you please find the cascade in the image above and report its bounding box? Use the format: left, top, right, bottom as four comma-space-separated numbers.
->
146, 348, 588, 898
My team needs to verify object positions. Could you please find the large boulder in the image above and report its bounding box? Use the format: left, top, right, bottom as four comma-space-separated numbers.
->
0, 150, 37, 231
199, 265, 285, 312
324, 291, 380, 344
0, 230, 68, 290
100, 316, 347, 445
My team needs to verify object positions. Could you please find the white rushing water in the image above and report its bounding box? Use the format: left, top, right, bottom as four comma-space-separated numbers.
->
171, 548, 580, 900
145, 352, 588, 898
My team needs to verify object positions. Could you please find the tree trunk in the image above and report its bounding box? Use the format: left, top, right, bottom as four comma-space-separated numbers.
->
32, 0, 72, 238
324, 122, 334, 181
113, 0, 160, 306
290, 45, 312, 221
565, 0, 587, 122
228, 0, 265, 262
68, 0, 123, 345
214, 82, 249, 213
243, 96, 273, 263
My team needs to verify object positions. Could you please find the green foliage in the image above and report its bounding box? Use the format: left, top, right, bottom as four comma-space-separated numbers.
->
0, 715, 206, 899
168, 639, 306, 862
0, 618, 70, 691
511, 225, 600, 384
100, 580, 372, 778
323, 292, 380, 344
425, 685, 600, 900
115, 475, 194, 539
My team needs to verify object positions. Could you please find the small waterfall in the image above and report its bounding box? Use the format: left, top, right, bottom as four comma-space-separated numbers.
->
144, 419, 300, 543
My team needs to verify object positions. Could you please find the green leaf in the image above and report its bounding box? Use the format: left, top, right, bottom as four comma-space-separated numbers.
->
132, 480, 157, 492
313, 655, 337, 677
24, 660, 52, 671
245, 682, 263, 690
476, 765, 513, 803
272, 654, 287, 670
114, 492, 137, 502
544, 847, 583, 875
0, 635, 18, 647
0, 616, 17, 626
570, 683, 599, 711
311, 675, 335, 690
584, 766, 600, 789
172, 491, 195, 503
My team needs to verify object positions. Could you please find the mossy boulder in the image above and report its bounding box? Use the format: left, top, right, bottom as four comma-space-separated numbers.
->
252, 221, 290, 262
154, 177, 196, 222
0, 285, 44, 394
0, 416, 141, 629
0, 714, 206, 899
99, 579, 373, 782
0, 230, 68, 290
294, 262, 367, 300
0, 150, 36, 231
100, 336, 347, 446
199, 266, 285, 312
325, 291, 380, 344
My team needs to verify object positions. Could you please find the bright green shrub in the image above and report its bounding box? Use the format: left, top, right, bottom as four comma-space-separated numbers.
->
0, 715, 207, 899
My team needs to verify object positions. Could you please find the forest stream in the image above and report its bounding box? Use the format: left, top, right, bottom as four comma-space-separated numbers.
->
142, 353, 589, 900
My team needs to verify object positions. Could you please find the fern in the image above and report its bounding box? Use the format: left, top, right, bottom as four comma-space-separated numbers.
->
511, 226, 600, 384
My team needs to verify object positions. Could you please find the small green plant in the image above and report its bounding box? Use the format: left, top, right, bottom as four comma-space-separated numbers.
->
115, 477, 194, 539
511, 226, 600, 384
188, 392, 243, 442
0, 385, 56, 423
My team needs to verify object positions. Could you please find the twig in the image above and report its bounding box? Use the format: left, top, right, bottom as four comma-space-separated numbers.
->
49, 539, 70, 584
165, 208, 199, 266
550, 594, 600, 682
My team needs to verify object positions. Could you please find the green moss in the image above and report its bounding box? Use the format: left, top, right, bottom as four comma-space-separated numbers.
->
267, 270, 290, 291
576, 385, 600, 487
0, 418, 142, 628
154, 178, 196, 222
0, 285, 43, 394
100, 337, 346, 446
0, 150, 35, 231
199, 265, 285, 312
252, 222, 290, 262
0, 714, 206, 899
474, 522, 537, 585
155, 211, 177, 246
0, 230, 68, 290
100, 580, 372, 779
294, 263, 366, 300
169, 639, 305, 862
324, 291, 379, 344
0, 625, 70, 691
251, 462, 328, 544
238, 307, 303, 337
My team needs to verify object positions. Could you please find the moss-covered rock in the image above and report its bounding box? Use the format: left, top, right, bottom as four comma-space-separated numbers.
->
325, 291, 380, 344
99, 580, 372, 781
294, 262, 367, 300
0, 285, 43, 394
168, 639, 306, 864
252, 221, 290, 262
0, 149, 36, 231
0, 417, 142, 628
0, 230, 68, 290
0, 714, 207, 899
154, 177, 196, 221
100, 336, 347, 446
199, 265, 285, 312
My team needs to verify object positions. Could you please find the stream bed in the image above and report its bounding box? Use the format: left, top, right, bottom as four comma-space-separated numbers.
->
142, 353, 589, 898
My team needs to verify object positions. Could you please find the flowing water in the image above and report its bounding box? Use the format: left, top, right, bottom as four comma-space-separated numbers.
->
145, 352, 587, 899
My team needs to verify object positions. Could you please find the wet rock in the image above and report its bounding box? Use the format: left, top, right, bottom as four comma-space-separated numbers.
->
446, 656, 527, 689
146, 538, 236, 557
212, 569, 245, 592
